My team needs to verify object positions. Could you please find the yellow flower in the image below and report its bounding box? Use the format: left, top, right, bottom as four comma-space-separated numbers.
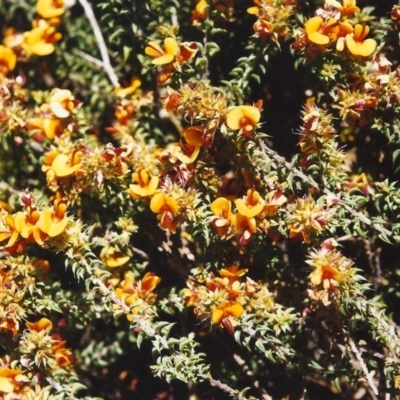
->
115, 77, 141, 98
231, 212, 258, 235
23, 19, 62, 56
128, 170, 159, 198
13, 208, 47, 245
345, 24, 377, 57
48, 89, 76, 118
0, 368, 28, 394
0, 45, 17, 77
226, 105, 261, 137
100, 246, 130, 268
235, 189, 264, 218
305, 16, 341, 45
48, 150, 83, 177
175, 141, 201, 164
28, 116, 62, 140
326, 0, 360, 16
36, 0, 65, 19
150, 193, 179, 232
37, 199, 69, 237
191, 0, 208, 23
210, 197, 233, 236
145, 38, 179, 65
394, 375, 400, 390
247, 5, 259, 16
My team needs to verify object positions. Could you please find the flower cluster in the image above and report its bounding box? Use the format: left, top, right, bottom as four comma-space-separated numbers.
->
333, 54, 400, 127
145, 37, 197, 83
293, 0, 377, 58
19, 317, 73, 369
211, 188, 287, 245
286, 195, 333, 244
110, 271, 161, 320
28, 88, 79, 141
247, 0, 295, 40
297, 99, 348, 179
0, 193, 71, 253
183, 265, 274, 333
1, 0, 400, 397
307, 239, 359, 306
0, 0, 65, 77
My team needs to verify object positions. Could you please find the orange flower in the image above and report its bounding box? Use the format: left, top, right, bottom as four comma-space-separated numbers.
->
26, 317, 53, 332
310, 264, 343, 290
114, 271, 160, 318
100, 246, 130, 268
115, 273, 137, 306
128, 170, 159, 198
145, 38, 179, 65
231, 212, 257, 235
176, 42, 197, 65
212, 301, 243, 325
138, 272, 161, 296
150, 193, 179, 232
36, 0, 65, 19
0, 45, 17, 77
226, 105, 261, 137
182, 288, 199, 307
219, 265, 248, 279
264, 190, 287, 217
345, 24, 377, 57
52, 334, 73, 367
163, 87, 182, 111
174, 125, 214, 164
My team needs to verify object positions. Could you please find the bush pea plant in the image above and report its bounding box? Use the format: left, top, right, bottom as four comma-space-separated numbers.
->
1, 0, 400, 398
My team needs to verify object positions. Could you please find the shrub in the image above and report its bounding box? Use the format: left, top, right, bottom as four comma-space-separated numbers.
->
0, 0, 400, 398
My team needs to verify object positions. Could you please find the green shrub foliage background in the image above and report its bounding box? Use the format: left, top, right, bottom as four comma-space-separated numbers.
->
1, 0, 400, 399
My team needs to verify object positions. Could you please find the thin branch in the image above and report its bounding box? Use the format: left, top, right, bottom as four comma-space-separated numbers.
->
346, 333, 379, 397
74, 49, 104, 67
78, 0, 120, 87
233, 354, 272, 400
207, 377, 249, 400
258, 140, 392, 237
